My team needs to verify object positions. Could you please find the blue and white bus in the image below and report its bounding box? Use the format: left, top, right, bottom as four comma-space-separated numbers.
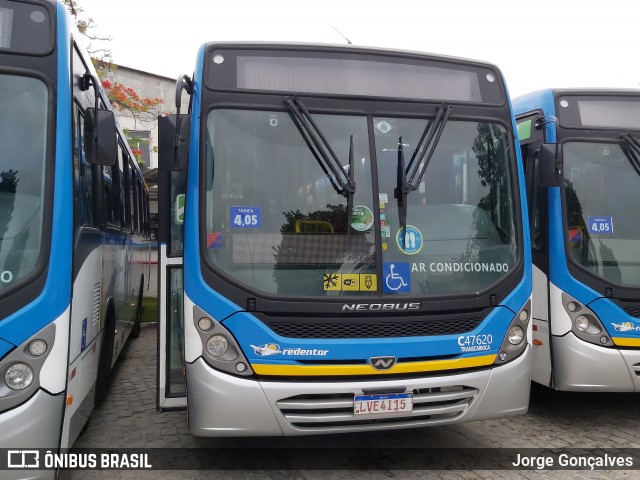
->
514, 89, 640, 391
157, 43, 532, 435
0, 0, 150, 468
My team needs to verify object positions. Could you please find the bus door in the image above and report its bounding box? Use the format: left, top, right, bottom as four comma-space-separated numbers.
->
157, 115, 188, 409
517, 112, 552, 385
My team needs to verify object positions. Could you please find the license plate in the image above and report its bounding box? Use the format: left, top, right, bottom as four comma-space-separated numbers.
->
354, 393, 413, 415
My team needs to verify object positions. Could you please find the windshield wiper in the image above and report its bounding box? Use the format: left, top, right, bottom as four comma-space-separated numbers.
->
285, 96, 356, 198
394, 104, 452, 231
621, 133, 640, 176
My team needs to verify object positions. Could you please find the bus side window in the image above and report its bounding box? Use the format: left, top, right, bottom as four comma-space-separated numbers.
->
138, 178, 144, 234
117, 144, 127, 229
75, 107, 96, 226
144, 192, 150, 236
522, 144, 543, 250
130, 165, 138, 233
72, 107, 82, 226
122, 150, 131, 230
103, 165, 116, 226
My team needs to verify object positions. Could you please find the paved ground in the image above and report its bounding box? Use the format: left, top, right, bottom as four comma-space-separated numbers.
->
60, 325, 640, 479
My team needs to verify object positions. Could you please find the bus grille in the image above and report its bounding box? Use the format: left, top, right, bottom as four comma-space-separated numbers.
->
269, 317, 482, 338
623, 307, 640, 318
276, 386, 477, 430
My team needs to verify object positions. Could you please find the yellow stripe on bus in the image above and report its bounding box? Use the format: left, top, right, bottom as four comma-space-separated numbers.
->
252, 354, 496, 376
612, 337, 640, 347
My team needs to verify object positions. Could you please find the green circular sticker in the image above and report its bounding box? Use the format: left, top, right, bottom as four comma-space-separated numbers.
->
351, 205, 374, 232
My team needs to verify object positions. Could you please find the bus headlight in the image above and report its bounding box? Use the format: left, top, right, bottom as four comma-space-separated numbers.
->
0, 323, 56, 413
575, 315, 590, 332
507, 325, 525, 345
562, 293, 611, 347
206, 335, 228, 357
5, 363, 34, 391
192, 305, 254, 377
494, 300, 531, 365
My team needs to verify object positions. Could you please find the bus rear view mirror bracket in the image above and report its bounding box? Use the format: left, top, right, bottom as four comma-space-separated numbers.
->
158, 114, 190, 171
538, 143, 562, 187
84, 108, 117, 166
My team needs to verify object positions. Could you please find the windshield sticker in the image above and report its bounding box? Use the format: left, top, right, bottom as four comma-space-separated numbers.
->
396, 226, 423, 255
413, 262, 510, 273
0, 270, 13, 284
612, 321, 640, 333
230, 206, 261, 228
568, 228, 583, 242
207, 232, 223, 249
383, 262, 411, 293
517, 119, 532, 142
351, 205, 374, 232
588, 216, 613, 235
323, 273, 377, 292
382, 242, 388, 250
381, 226, 391, 238
175, 194, 185, 225
251, 343, 329, 357
379, 193, 388, 204
375, 120, 395, 135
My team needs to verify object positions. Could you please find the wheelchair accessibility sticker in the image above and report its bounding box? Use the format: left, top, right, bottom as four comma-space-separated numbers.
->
383, 262, 411, 293
396, 225, 423, 255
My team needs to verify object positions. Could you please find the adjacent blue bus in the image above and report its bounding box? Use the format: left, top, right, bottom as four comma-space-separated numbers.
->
514, 89, 640, 391
0, 0, 150, 470
156, 43, 532, 435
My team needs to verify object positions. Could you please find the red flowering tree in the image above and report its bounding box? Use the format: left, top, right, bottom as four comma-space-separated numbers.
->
64, 0, 164, 166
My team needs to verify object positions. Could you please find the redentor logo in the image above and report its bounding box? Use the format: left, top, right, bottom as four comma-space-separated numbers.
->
342, 303, 421, 312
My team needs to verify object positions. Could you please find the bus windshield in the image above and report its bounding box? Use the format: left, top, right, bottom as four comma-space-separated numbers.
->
564, 141, 640, 286
0, 74, 47, 294
204, 109, 517, 297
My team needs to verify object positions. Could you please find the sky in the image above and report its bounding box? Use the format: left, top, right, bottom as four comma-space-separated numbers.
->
77, 0, 640, 98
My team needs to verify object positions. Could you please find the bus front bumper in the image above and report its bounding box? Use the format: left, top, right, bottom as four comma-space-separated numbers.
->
186, 346, 531, 437
552, 332, 640, 391
0, 389, 63, 479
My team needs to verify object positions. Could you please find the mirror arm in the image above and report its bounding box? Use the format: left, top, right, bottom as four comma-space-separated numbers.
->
81, 73, 103, 144
174, 75, 193, 167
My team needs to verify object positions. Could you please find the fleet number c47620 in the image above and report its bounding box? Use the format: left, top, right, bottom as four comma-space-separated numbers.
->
458, 334, 492, 352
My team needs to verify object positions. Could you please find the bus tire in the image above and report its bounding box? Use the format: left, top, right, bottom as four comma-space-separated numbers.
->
130, 276, 144, 339
95, 302, 115, 404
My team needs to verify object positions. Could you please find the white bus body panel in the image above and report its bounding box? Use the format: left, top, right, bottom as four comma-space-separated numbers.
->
530, 265, 552, 386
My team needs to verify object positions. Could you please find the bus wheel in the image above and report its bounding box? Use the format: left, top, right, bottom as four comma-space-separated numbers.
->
130, 277, 144, 339
95, 304, 115, 404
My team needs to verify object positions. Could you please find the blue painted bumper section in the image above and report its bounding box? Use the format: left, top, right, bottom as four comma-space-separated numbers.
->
589, 297, 640, 340
0, 338, 14, 361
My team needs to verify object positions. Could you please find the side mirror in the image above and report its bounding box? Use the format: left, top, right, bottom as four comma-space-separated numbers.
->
158, 114, 190, 171
84, 108, 117, 166
538, 143, 562, 187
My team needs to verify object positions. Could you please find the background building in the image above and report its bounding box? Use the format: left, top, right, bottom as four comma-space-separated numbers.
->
101, 63, 190, 242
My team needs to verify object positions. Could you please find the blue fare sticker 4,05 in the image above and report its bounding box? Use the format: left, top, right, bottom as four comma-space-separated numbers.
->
588, 216, 613, 235
230, 207, 261, 228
